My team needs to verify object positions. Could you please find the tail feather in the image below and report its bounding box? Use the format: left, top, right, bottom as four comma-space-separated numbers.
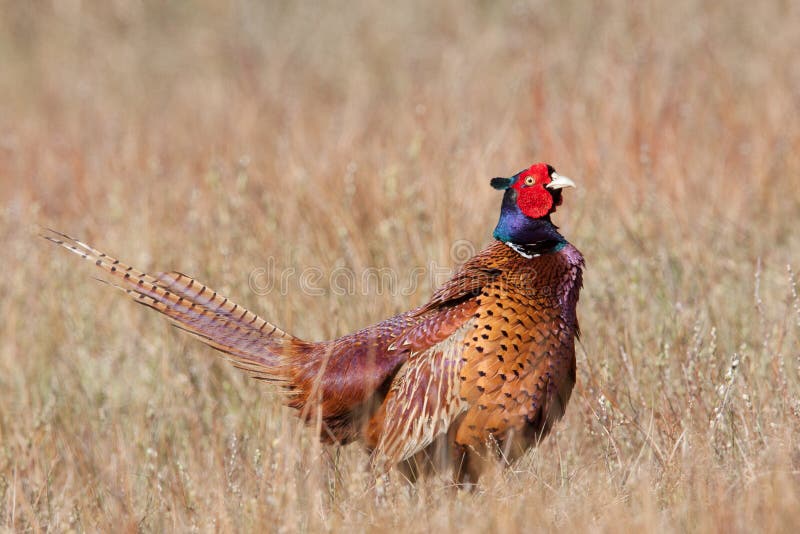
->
155, 271, 298, 342
42, 229, 310, 384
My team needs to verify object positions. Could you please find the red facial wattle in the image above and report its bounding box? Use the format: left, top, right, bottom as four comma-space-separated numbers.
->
516, 187, 553, 219
513, 164, 554, 219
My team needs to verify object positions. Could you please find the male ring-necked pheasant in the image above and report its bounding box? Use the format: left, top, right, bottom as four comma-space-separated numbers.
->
46, 162, 583, 483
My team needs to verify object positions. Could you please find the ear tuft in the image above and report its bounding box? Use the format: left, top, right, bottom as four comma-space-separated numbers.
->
490, 177, 512, 190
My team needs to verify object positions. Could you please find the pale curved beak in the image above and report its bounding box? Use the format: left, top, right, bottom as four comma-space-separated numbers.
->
546, 172, 576, 190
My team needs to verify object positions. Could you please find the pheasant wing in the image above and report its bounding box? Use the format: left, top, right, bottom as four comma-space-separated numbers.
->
369, 256, 501, 465
371, 315, 475, 467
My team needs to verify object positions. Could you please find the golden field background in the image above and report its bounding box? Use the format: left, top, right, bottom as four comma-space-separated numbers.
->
1, 0, 799, 531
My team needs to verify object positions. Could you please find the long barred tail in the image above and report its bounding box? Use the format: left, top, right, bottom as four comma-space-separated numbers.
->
42, 229, 311, 383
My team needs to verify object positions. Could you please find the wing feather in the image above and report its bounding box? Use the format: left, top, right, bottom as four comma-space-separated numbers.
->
371, 320, 474, 467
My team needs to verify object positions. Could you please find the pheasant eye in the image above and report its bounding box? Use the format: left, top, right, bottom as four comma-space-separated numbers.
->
524, 176, 535, 186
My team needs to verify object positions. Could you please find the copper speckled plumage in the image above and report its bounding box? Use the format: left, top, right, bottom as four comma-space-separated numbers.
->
45, 162, 583, 484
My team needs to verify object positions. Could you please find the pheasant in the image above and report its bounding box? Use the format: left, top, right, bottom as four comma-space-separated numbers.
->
45, 162, 583, 484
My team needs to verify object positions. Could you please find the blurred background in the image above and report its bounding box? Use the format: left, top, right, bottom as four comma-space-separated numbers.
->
1, 1, 798, 531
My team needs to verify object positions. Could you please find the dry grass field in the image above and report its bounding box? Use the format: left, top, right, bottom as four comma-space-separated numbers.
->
1, 1, 799, 531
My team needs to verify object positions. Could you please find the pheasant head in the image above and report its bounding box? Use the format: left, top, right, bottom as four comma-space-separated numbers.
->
490, 162, 576, 249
